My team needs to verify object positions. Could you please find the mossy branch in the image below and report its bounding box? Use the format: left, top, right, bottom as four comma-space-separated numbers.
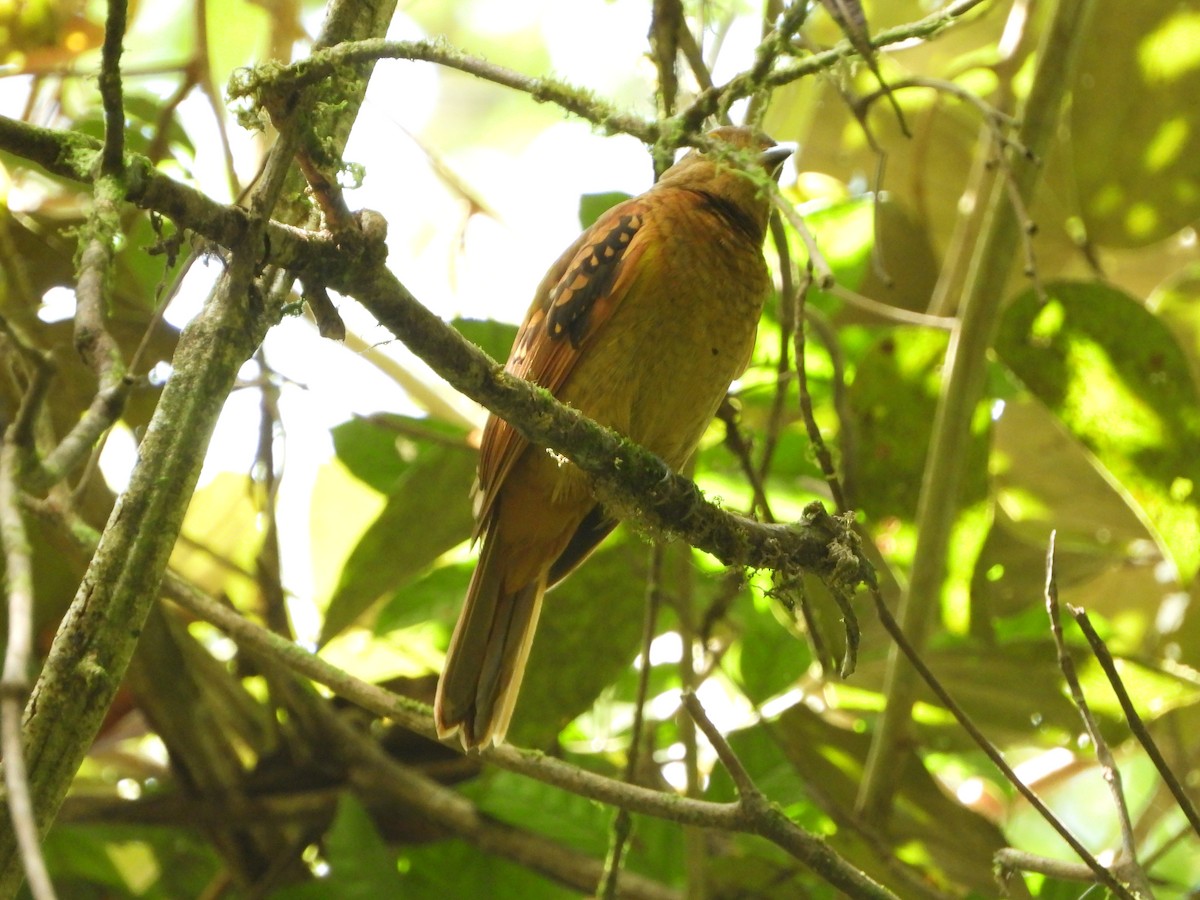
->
0, 0, 402, 893
320, 230, 870, 593
0, 122, 871, 605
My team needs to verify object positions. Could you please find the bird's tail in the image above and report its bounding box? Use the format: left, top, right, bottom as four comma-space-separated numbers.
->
434, 534, 547, 749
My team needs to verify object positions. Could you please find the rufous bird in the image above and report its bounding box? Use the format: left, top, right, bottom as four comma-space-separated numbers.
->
435, 126, 793, 749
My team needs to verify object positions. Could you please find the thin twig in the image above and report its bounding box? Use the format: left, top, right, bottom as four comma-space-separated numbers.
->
716, 400, 774, 521
30, 549, 900, 898
994, 848, 1113, 883
598, 543, 664, 899
682, 692, 757, 798
1071, 608, 1200, 842
253, 352, 293, 639
1044, 532, 1151, 897
98, 0, 128, 176
867, 585, 1138, 900
0, 314, 54, 451
670, 536, 708, 899
675, 20, 714, 93
772, 186, 834, 288
794, 267, 844, 511
755, 212, 796, 496
793, 266, 859, 677
228, 39, 658, 145
826, 284, 956, 329
0, 441, 57, 900
649, 0, 682, 120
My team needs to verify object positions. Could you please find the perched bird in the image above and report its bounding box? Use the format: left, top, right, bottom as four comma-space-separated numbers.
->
435, 126, 793, 749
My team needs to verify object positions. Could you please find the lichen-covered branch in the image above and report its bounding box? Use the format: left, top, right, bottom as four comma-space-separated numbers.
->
151, 569, 895, 899
332, 245, 870, 593
0, 0, 402, 891
228, 39, 658, 143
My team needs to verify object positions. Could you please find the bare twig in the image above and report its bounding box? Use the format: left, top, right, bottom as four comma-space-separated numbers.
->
772, 186, 835, 288
827, 284, 957, 329
1044, 533, 1152, 897
144, 560, 893, 898
98, 0, 128, 177
1072, 609, 1200, 842
649, 0, 682, 120
793, 266, 859, 677
794, 268, 844, 512
598, 543, 664, 899
0, 314, 54, 450
755, 213, 797, 495
866, 585, 1138, 900
253, 352, 293, 640
0, 442, 56, 899
994, 848, 1113, 884
716, 399, 774, 521
682, 692, 757, 798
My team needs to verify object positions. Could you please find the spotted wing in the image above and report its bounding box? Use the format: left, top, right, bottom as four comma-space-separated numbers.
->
473, 198, 651, 533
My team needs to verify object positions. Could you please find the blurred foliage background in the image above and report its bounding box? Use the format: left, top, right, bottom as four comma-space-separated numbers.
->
1, 0, 1199, 897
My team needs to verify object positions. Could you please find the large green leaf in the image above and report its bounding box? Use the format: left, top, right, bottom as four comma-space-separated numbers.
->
462, 768, 684, 889
274, 795, 405, 899
507, 535, 652, 747
1072, 2, 1200, 246
320, 422, 477, 643
39, 823, 218, 899
847, 327, 989, 521
995, 281, 1200, 582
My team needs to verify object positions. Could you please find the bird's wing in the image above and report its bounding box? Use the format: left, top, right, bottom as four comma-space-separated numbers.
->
473, 195, 654, 533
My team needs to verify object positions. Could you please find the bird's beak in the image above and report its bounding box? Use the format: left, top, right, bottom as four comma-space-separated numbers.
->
760, 143, 796, 176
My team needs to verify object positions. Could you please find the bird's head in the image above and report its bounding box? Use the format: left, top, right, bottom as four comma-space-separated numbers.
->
655, 126, 794, 237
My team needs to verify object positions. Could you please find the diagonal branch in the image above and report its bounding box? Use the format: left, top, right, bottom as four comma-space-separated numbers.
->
1044, 534, 1152, 898
0, 1, 402, 892
145, 565, 897, 899
333, 249, 870, 591
0, 116, 872, 627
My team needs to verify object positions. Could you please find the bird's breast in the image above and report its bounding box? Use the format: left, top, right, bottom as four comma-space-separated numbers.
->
560, 206, 769, 470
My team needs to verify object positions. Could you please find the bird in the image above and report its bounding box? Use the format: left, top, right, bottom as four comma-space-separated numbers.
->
434, 126, 793, 749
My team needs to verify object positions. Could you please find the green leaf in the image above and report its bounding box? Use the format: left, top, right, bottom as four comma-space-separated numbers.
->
396, 838, 573, 900
374, 557, 472, 635
508, 535, 652, 747
728, 584, 813, 705
274, 795, 404, 898
995, 281, 1200, 582
452, 317, 518, 366
847, 327, 989, 521
1072, 4, 1200, 245
320, 435, 477, 643
38, 823, 218, 899
578, 191, 631, 229
331, 414, 458, 493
